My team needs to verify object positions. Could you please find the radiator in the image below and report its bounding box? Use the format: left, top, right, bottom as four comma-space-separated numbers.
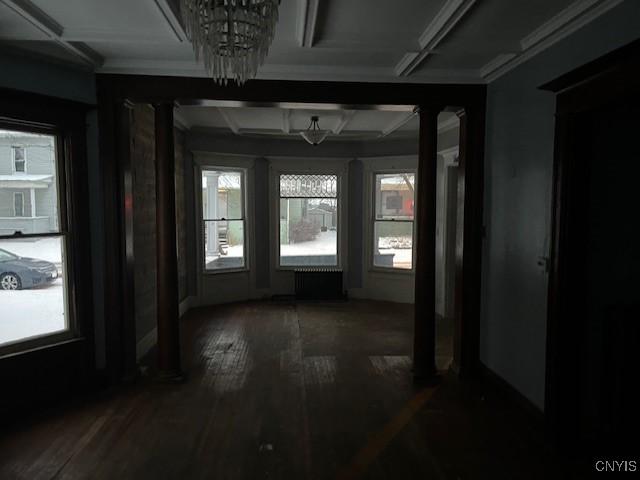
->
294, 268, 344, 300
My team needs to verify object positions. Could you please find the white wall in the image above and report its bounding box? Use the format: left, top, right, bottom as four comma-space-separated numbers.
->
481, 1, 640, 410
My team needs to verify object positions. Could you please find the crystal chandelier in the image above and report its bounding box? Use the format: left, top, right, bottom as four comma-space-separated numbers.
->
300, 116, 329, 146
180, 0, 280, 85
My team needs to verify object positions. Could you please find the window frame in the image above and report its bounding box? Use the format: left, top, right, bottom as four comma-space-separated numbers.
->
276, 172, 341, 270
0, 120, 77, 357
369, 169, 417, 273
200, 165, 249, 274
12, 145, 26, 173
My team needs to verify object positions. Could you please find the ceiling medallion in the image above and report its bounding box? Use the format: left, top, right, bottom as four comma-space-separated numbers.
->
180, 0, 280, 85
300, 116, 329, 146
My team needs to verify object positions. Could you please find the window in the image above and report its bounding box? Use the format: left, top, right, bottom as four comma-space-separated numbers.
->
279, 174, 338, 267
12, 146, 26, 173
202, 168, 246, 271
1, 129, 68, 348
372, 172, 415, 270
13, 192, 24, 217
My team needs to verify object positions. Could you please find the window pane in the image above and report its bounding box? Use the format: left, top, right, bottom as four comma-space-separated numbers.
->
202, 170, 243, 220
204, 220, 245, 270
373, 221, 413, 269
280, 198, 337, 266
0, 236, 67, 346
1, 130, 59, 234
375, 173, 415, 220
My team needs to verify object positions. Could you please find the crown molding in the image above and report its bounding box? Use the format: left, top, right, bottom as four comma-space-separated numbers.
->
297, 0, 320, 48
380, 112, 416, 137
151, 0, 186, 42
396, 0, 477, 77
217, 108, 240, 134
481, 0, 624, 82
1, 0, 104, 67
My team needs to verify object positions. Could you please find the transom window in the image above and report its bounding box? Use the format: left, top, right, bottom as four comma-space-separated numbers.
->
201, 168, 246, 271
12, 146, 26, 173
279, 174, 338, 267
372, 172, 415, 270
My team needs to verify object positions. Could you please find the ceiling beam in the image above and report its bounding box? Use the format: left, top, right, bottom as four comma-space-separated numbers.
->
1, 0, 103, 67
297, 0, 320, 47
282, 109, 291, 134
380, 112, 416, 137
332, 111, 356, 135
217, 108, 240, 134
480, 0, 624, 82
395, 0, 476, 77
181, 99, 415, 112
151, 0, 187, 42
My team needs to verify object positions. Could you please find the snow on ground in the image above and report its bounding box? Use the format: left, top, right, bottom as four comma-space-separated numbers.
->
377, 247, 412, 269
0, 237, 62, 264
0, 280, 66, 346
0, 237, 65, 346
281, 230, 337, 256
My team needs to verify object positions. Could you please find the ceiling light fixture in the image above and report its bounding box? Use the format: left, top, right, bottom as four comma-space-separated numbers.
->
300, 116, 329, 146
180, 0, 280, 85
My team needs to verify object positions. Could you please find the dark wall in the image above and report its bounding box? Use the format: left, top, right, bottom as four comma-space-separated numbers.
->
481, 1, 640, 409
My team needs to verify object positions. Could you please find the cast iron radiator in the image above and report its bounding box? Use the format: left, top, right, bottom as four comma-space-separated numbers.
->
294, 268, 344, 300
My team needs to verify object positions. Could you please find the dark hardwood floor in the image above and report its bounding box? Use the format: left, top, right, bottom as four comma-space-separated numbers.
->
0, 301, 572, 479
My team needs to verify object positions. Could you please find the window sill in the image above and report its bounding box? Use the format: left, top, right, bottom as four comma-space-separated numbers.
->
202, 267, 249, 276
0, 335, 84, 360
368, 267, 415, 276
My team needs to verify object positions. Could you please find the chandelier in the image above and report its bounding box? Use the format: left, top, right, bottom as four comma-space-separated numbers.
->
180, 0, 280, 85
300, 116, 329, 146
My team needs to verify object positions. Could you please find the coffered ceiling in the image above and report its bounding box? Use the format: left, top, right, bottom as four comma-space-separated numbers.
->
0, 0, 626, 83
175, 106, 461, 141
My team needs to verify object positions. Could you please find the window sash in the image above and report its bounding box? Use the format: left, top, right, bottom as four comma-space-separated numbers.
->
201, 168, 247, 272
278, 183, 340, 268
371, 171, 416, 271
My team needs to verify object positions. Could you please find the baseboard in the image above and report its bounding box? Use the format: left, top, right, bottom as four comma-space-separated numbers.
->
135, 327, 157, 361
478, 362, 545, 423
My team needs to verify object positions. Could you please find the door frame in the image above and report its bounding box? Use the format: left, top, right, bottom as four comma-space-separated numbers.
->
541, 38, 640, 446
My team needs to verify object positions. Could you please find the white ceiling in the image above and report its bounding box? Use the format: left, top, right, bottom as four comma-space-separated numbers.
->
0, 0, 626, 83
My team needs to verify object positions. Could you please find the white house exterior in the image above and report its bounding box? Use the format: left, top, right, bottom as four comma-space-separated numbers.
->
0, 131, 58, 235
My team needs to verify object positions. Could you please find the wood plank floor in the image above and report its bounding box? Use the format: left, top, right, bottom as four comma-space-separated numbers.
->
0, 300, 571, 479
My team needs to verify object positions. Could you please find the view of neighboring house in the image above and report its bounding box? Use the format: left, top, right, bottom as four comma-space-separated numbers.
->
0, 131, 58, 235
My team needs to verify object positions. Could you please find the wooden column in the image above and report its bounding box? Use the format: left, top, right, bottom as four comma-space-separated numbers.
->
413, 107, 439, 380
154, 102, 182, 379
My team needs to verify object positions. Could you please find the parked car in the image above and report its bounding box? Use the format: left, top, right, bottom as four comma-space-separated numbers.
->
0, 248, 58, 290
